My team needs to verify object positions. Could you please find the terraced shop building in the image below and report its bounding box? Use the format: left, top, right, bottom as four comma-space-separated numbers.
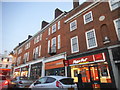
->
13, 0, 120, 89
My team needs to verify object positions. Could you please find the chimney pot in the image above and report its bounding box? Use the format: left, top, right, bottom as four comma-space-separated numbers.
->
73, 0, 79, 8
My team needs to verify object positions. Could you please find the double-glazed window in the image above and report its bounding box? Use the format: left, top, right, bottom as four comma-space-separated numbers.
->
70, 20, 77, 31
52, 24, 56, 33
83, 11, 93, 24
71, 36, 79, 53
114, 18, 120, 41
85, 29, 97, 49
109, 0, 120, 10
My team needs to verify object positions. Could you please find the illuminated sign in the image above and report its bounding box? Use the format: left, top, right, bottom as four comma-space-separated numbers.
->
68, 53, 106, 65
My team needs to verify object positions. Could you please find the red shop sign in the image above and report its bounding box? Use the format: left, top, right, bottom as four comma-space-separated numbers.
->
69, 53, 105, 65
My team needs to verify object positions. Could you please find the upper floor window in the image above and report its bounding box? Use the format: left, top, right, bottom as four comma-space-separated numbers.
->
83, 11, 93, 24
85, 29, 97, 49
114, 18, 120, 41
18, 48, 22, 55
109, 0, 120, 10
58, 35, 61, 49
39, 45, 41, 56
52, 24, 56, 33
23, 52, 29, 63
48, 28, 51, 35
70, 20, 77, 31
34, 37, 37, 44
33, 46, 39, 59
25, 42, 30, 50
48, 40, 50, 53
51, 37, 56, 53
17, 56, 21, 65
58, 21, 60, 30
40, 34, 42, 41
71, 36, 79, 53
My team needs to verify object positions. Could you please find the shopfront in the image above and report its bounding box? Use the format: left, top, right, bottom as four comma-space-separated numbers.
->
30, 62, 42, 79
68, 52, 115, 89
45, 59, 65, 76
14, 68, 20, 77
20, 65, 29, 77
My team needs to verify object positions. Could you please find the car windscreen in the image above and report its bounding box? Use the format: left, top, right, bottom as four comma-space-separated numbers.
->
0, 76, 6, 80
59, 78, 75, 85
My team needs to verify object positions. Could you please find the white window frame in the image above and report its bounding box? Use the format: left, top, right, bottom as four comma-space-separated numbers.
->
39, 45, 41, 56
17, 56, 21, 65
114, 18, 120, 41
48, 40, 50, 53
58, 21, 60, 30
52, 24, 56, 33
85, 29, 98, 49
40, 34, 42, 41
18, 48, 22, 55
25, 42, 30, 50
70, 20, 77, 31
48, 28, 51, 35
51, 37, 56, 47
83, 11, 93, 24
109, 0, 120, 11
34, 37, 37, 44
23, 52, 29, 63
71, 36, 79, 53
58, 35, 61, 49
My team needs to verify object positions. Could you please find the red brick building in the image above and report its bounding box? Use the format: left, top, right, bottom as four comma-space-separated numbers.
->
13, 0, 120, 89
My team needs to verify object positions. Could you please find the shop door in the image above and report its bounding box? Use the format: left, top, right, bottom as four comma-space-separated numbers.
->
89, 66, 101, 89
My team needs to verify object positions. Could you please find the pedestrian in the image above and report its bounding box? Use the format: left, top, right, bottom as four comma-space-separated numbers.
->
77, 71, 84, 90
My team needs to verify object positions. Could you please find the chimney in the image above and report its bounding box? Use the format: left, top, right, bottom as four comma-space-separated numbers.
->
41, 21, 49, 29
55, 8, 63, 19
28, 35, 32, 39
73, 0, 79, 8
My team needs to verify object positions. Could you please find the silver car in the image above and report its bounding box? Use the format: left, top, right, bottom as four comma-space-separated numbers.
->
29, 76, 77, 90
11, 76, 35, 88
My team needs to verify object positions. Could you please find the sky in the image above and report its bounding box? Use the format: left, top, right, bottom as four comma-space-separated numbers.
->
1, 0, 86, 54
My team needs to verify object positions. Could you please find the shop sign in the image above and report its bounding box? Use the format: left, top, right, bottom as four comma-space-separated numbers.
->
45, 59, 64, 70
69, 53, 105, 65
15, 68, 20, 72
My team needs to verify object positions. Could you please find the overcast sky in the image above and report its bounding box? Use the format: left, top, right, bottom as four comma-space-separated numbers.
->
1, 0, 86, 54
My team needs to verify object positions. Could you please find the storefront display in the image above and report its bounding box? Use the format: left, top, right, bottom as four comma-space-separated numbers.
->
68, 52, 113, 88
21, 66, 29, 77
30, 62, 42, 79
45, 59, 65, 76
14, 68, 20, 77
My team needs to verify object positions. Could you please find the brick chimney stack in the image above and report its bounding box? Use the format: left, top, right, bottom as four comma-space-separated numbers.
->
55, 8, 63, 19
41, 21, 49, 29
73, 0, 79, 8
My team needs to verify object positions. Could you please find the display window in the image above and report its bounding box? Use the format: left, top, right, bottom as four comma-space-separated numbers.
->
71, 62, 112, 84
45, 67, 65, 76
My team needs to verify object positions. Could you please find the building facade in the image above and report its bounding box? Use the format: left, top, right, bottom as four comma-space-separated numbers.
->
13, 0, 120, 89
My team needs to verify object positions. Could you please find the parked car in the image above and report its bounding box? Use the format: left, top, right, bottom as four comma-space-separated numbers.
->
29, 76, 77, 90
0, 74, 12, 90
11, 76, 35, 88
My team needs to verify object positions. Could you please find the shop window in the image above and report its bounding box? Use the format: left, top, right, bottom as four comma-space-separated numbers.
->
74, 70, 78, 77
99, 65, 112, 83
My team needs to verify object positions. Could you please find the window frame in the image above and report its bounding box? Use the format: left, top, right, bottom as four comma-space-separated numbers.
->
70, 20, 77, 31
48, 40, 50, 53
83, 11, 93, 24
52, 24, 56, 33
58, 35, 61, 49
109, 0, 120, 11
114, 18, 120, 41
70, 36, 79, 53
58, 21, 60, 30
85, 29, 98, 49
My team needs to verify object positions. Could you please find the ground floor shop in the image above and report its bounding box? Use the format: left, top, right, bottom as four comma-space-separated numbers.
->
20, 65, 29, 77
30, 62, 42, 79
67, 50, 116, 89
45, 59, 66, 76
